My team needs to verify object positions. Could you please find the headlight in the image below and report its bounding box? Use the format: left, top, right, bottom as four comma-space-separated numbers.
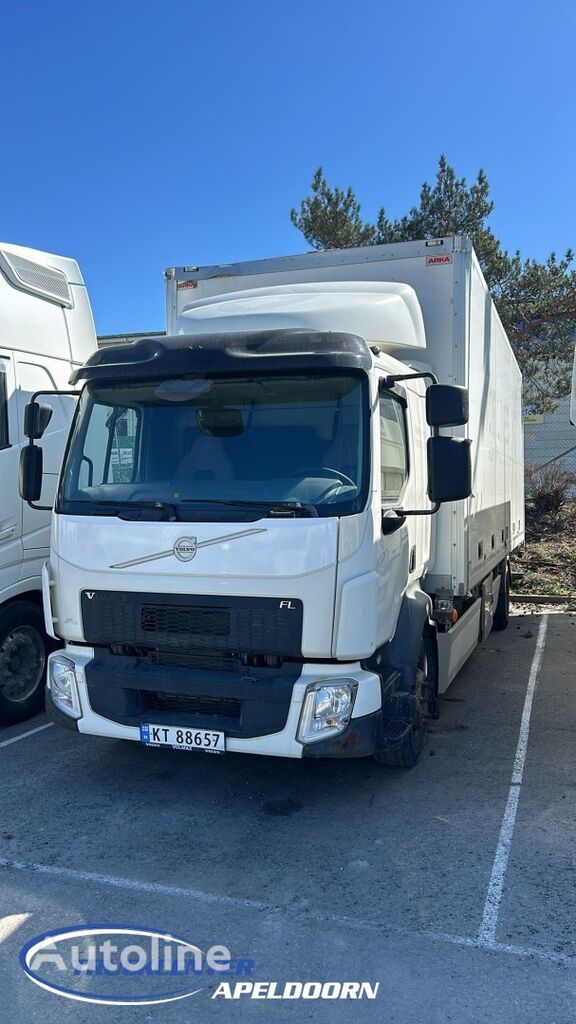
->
297, 679, 357, 744
48, 656, 82, 719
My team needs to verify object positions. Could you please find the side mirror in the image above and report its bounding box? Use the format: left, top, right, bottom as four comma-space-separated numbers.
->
19, 445, 44, 503
427, 436, 472, 503
426, 384, 469, 428
24, 401, 53, 440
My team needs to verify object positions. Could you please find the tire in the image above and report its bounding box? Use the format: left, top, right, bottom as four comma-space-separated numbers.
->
373, 629, 437, 768
0, 601, 51, 723
492, 561, 510, 632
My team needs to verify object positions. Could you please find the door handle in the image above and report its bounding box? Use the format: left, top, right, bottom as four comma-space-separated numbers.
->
0, 526, 16, 542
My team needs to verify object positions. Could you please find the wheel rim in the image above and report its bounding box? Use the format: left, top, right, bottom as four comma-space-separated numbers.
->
0, 626, 45, 702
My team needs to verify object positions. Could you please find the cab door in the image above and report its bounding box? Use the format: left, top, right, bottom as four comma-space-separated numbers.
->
0, 353, 23, 596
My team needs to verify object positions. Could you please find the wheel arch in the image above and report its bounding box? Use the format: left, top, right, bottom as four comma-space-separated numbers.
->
364, 583, 436, 694
0, 581, 44, 612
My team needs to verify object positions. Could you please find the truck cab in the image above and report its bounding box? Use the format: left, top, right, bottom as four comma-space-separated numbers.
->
0, 243, 96, 721
20, 237, 522, 765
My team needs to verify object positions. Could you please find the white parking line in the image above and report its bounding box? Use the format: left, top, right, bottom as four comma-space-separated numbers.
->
302, 913, 576, 966
478, 614, 549, 946
0, 857, 268, 912
0, 854, 572, 969
0, 722, 52, 749
424, 928, 574, 966
0, 913, 30, 942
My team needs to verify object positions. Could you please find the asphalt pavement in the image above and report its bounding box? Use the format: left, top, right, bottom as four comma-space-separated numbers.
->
0, 609, 574, 1022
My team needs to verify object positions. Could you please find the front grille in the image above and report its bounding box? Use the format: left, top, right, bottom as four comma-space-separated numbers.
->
141, 605, 229, 637
108, 644, 282, 672
82, 591, 303, 657
147, 649, 239, 672
146, 691, 241, 720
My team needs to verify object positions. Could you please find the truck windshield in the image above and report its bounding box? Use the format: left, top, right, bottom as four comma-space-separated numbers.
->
58, 373, 369, 520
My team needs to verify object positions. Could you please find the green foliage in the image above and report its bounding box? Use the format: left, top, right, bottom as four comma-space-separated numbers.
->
291, 157, 576, 411
525, 461, 576, 526
493, 250, 576, 411
290, 168, 375, 249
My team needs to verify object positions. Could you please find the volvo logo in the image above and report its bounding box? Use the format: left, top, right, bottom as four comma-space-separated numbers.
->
173, 537, 198, 562
109, 528, 268, 569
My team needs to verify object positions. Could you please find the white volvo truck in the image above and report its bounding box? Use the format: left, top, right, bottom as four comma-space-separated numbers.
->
0, 243, 96, 721
21, 236, 524, 764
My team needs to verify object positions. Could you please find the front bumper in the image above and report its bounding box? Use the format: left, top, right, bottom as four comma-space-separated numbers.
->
301, 709, 384, 758
47, 646, 384, 759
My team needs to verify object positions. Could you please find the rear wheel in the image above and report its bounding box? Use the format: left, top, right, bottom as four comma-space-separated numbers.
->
492, 561, 510, 632
0, 602, 50, 723
374, 629, 437, 768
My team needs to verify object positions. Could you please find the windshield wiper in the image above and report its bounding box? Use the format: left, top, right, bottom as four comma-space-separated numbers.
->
63, 497, 319, 519
115, 500, 180, 521
67, 499, 180, 521
177, 498, 318, 518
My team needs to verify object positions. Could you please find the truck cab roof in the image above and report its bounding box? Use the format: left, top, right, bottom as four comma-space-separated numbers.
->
70, 329, 376, 385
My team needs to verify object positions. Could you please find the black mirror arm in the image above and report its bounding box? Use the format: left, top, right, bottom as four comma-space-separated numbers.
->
382, 502, 440, 529
27, 500, 53, 511
30, 385, 78, 401
380, 371, 438, 390
29, 385, 79, 405
394, 502, 441, 517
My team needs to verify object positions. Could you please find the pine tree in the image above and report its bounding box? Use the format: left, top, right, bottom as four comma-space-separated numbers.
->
290, 168, 375, 250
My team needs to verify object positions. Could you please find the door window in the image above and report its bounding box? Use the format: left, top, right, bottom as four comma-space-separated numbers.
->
379, 393, 408, 504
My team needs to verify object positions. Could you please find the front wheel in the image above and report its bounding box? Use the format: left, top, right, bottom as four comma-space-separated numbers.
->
0, 602, 50, 723
374, 629, 437, 768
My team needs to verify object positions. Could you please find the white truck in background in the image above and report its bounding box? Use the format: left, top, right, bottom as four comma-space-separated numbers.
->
21, 236, 524, 765
0, 243, 96, 721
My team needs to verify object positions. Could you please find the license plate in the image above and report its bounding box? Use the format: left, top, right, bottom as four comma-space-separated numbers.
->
140, 723, 225, 753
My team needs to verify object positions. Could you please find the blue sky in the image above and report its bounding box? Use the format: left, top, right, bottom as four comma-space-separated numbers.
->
1, 0, 574, 335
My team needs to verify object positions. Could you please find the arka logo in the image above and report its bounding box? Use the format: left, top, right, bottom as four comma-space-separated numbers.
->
426, 254, 453, 266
